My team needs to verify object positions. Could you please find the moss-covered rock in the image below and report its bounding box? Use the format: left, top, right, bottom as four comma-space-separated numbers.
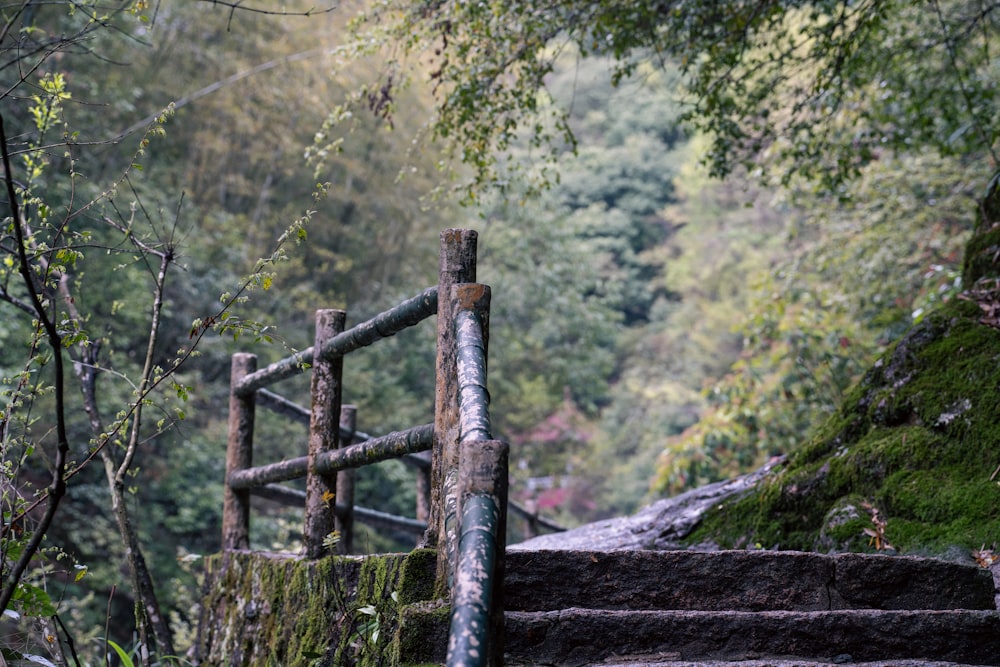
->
687, 295, 1000, 559
194, 549, 440, 667
687, 183, 1000, 560
961, 175, 1000, 286
394, 600, 450, 666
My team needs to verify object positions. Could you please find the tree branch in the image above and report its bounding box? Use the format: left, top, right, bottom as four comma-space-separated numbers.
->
0, 113, 70, 616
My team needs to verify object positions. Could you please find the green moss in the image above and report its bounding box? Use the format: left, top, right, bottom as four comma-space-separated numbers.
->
961, 179, 1000, 286
396, 549, 438, 605
687, 298, 1000, 559
394, 601, 450, 666
196, 551, 443, 666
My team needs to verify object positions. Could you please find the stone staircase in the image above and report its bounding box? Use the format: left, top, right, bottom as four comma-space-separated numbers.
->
398, 549, 1000, 666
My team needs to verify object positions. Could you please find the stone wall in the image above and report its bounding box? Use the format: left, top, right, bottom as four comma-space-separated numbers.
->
194, 549, 437, 667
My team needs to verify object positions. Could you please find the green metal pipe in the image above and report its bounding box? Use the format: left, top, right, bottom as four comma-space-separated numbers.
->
447, 493, 499, 667
455, 308, 492, 443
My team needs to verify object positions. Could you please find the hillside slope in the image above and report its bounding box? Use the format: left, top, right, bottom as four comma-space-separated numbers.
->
686, 180, 1000, 559
689, 297, 1000, 558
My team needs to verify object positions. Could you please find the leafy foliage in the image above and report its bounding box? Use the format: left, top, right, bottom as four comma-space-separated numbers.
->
332, 0, 999, 194
656, 151, 977, 495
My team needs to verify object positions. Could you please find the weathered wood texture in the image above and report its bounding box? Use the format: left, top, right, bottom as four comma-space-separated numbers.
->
227, 423, 434, 490
316, 423, 434, 472
249, 485, 428, 536
432, 229, 478, 591
256, 388, 424, 461
414, 450, 432, 523
447, 283, 507, 667
304, 309, 345, 559
336, 405, 357, 554
451, 282, 494, 586
233, 287, 437, 397
223, 353, 257, 550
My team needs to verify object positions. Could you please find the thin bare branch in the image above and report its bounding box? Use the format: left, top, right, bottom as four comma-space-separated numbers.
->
0, 112, 70, 617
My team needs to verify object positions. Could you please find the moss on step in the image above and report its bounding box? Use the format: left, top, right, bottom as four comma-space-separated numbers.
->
195, 549, 440, 666
394, 600, 450, 666
687, 298, 1000, 559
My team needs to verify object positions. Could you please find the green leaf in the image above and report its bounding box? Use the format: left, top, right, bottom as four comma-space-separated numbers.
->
107, 640, 135, 667
12, 583, 56, 617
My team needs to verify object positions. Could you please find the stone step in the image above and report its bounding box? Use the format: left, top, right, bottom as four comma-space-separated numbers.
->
505, 549, 997, 612
582, 661, 996, 667
503, 608, 1000, 666
395, 606, 1000, 666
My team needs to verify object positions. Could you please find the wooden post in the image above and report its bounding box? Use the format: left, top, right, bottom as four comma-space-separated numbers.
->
335, 404, 357, 555
430, 229, 477, 590
223, 353, 257, 551
524, 499, 539, 540
415, 451, 431, 524
304, 309, 346, 559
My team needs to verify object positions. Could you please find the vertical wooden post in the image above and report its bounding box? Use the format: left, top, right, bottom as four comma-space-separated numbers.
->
223, 353, 257, 551
524, 499, 539, 540
415, 451, 431, 524
304, 309, 346, 559
335, 404, 357, 555
430, 229, 477, 590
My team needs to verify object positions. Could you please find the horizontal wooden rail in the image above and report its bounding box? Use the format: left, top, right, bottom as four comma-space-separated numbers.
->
228, 423, 434, 490
257, 389, 367, 440
314, 422, 434, 474
234, 287, 438, 397
455, 306, 491, 443
250, 484, 428, 536
230, 455, 308, 490
250, 483, 305, 506
508, 498, 567, 534
346, 505, 427, 535
448, 284, 505, 667
256, 388, 310, 423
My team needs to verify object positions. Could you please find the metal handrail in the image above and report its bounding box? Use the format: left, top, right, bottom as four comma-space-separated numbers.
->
447, 294, 505, 667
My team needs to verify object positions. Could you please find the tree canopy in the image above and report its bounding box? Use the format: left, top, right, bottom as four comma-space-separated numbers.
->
329, 0, 999, 194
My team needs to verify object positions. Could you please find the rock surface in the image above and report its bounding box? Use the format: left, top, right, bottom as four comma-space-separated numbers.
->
510, 457, 783, 552
504, 608, 1000, 667
503, 550, 997, 613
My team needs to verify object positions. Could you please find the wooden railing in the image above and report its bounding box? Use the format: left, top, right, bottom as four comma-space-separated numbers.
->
221, 229, 570, 665
223, 229, 482, 564
221, 290, 440, 557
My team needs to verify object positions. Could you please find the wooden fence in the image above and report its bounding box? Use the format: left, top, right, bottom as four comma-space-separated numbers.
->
223, 229, 474, 566
220, 229, 566, 665
222, 228, 562, 557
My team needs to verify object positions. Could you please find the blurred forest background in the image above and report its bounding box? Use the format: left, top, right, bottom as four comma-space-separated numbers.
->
0, 0, 988, 661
